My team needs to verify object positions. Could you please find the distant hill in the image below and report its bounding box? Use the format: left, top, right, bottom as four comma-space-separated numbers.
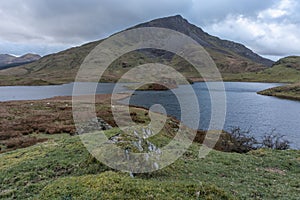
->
273, 56, 300, 70
0, 54, 16, 66
254, 56, 300, 83
0, 15, 274, 86
0, 53, 41, 70
257, 56, 300, 100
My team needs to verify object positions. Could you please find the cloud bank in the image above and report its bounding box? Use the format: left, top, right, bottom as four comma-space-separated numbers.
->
205, 0, 300, 60
0, 0, 298, 60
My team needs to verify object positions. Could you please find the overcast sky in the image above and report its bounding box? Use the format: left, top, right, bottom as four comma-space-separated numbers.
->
0, 0, 299, 60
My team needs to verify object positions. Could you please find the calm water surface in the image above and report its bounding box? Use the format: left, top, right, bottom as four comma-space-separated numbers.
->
123, 82, 300, 149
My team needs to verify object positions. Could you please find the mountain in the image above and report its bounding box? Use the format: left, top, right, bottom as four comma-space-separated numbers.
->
0, 54, 16, 65
255, 56, 300, 83
0, 53, 41, 70
133, 15, 273, 68
13, 53, 41, 64
0, 15, 274, 86
273, 56, 300, 70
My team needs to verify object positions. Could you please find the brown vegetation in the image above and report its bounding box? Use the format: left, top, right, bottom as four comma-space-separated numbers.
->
0, 94, 126, 152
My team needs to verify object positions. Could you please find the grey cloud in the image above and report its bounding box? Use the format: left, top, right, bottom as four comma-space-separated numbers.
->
204, 0, 300, 59
187, 0, 277, 25
0, 0, 298, 59
0, 0, 191, 44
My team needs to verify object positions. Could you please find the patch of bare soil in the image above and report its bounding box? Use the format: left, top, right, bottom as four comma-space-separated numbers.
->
264, 168, 286, 175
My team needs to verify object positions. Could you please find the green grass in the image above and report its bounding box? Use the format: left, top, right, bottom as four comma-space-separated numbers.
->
0, 132, 299, 199
39, 171, 231, 200
0, 134, 110, 199
223, 65, 300, 83
258, 83, 300, 100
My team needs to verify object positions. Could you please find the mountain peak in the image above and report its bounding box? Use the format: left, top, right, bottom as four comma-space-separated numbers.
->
139, 14, 190, 26
133, 14, 204, 37
133, 15, 273, 67
156, 14, 190, 24
172, 14, 184, 18
164, 14, 186, 20
19, 53, 41, 59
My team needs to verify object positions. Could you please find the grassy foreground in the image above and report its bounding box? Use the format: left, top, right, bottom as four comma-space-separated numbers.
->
0, 132, 299, 199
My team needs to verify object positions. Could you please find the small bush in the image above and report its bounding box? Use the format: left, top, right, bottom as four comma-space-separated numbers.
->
227, 127, 258, 153
260, 130, 290, 150
225, 127, 290, 153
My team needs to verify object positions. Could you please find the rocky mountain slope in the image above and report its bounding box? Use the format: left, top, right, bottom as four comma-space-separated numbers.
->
0, 15, 274, 85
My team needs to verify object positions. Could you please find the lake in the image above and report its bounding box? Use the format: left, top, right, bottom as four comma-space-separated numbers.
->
0, 82, 299, 149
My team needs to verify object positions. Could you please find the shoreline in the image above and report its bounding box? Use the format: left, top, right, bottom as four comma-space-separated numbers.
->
257, 83, 300, 101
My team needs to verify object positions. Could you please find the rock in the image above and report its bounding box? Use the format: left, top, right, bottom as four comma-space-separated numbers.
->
76, 117, 112, 134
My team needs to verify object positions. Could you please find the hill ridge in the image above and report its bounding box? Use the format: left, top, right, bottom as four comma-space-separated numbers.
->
0, 53, 41, 70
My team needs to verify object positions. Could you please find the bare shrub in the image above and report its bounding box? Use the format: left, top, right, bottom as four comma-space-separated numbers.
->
226, 127, 258, 153
225, 127, 290, 153
260, 130, 290, 150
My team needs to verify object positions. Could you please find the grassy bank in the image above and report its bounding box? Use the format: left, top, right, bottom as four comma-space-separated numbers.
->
0, 133, 299, 199
222, 65, 300, 83
258, 83, 300, 101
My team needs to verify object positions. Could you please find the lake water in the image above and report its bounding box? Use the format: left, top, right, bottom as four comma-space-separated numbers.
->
0, 82, 124, 101
0, 82, 299, 149
122, 82, 300, 149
